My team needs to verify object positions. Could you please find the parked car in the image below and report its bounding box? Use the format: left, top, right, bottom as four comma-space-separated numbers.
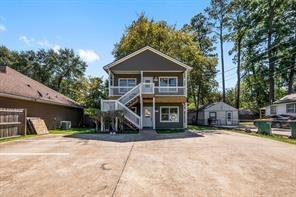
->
265, 114, 296, 128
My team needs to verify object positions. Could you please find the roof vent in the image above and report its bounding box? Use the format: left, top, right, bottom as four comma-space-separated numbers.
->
27, 84, 31, 88
0, 66, 7, 73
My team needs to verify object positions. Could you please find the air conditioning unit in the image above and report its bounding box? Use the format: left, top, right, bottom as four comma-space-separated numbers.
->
60, 121, 71, 130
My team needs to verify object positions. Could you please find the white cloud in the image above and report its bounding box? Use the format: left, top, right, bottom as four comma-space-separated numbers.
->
52, 44, 61, 52
78, 49, 100, 63
19, 35, 35, 45
36, 39, 51, 47
0, 24, 6, 32
19, 35, 61, 51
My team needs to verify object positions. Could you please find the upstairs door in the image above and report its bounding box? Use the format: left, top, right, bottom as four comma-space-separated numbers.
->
143, 77, 154, 93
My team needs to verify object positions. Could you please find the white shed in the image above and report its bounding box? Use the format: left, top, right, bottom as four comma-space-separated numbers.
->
197, 102, 239, 126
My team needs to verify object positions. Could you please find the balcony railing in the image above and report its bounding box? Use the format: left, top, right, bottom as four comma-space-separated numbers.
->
109, 84, 186, 96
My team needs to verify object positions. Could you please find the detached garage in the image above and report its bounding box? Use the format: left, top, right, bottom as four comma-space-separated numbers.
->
197, 102, 239, 126
0, 66, 83, 129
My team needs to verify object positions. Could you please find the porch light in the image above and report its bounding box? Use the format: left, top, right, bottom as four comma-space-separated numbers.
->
153, 77, 158, 82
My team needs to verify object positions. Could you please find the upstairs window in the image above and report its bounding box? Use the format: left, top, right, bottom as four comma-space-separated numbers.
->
119, 78, 136, 93
270, 106, 277, 115
159, 77, 177, 92
286, 103, 296, 113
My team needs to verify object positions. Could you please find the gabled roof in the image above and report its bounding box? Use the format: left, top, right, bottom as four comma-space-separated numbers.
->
0, 66, 82, 108
273, 93, 296, 104
103, 46, 193, 72
198, 101, 237, 111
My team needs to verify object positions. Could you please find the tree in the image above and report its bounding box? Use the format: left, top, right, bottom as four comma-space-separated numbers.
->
206, 0, 231, 102
183, 12, 218, 123
228, 0, 248, 109
113, 14, 218, 125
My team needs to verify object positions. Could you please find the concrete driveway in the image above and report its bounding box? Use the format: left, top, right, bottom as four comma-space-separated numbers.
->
1, 130, 296, 197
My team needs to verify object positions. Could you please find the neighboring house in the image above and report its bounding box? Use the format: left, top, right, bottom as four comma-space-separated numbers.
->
196, 101, 239, 126
0, 66, 83, 129
264, 93, 296, 117
101, 46, 192, 131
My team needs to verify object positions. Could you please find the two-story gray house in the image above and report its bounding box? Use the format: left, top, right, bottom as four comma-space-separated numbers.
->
101, 46, 192, 131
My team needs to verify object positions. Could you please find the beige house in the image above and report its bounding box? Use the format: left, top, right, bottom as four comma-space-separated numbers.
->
101, 46, 192, 131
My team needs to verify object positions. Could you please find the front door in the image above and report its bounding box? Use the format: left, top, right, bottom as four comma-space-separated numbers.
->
226, 111, 232, 125
143, 77, 153, 93
143, 106, 153, 127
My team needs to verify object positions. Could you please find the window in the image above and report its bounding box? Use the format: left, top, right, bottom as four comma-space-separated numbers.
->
160, 106, 179, 122
119, 78, 136, 93
209, 112, 216, 119
270, 106, 277, 115
287, 103, 296, 113
159, 77, 177, 92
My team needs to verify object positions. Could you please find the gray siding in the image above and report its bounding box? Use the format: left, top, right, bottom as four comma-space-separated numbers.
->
113, 74, 141, 86
113, 72, 184, 86
155, 103, 184, 129
110, 50, 186, 71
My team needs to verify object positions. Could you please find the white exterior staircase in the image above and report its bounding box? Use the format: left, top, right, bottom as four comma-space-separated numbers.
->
101, 83, 143, 130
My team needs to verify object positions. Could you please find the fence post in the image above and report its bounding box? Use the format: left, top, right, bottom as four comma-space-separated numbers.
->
24, 109, 27, 136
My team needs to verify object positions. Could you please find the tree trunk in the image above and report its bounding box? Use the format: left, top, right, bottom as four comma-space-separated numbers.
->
236, 38, 241, 109
268, 0, 275, 104
220, 23, 226, 102
195, 85, 201, 125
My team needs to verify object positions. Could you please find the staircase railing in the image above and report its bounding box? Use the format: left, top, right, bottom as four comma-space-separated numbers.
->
116, 102, 141, 128
118, 83, 141, 105
101, 100, 141, 129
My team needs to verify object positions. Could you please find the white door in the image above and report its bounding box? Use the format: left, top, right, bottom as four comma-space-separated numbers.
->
143, 77, 153, 93
143, 106, 153, 127
226, 111, 232, 125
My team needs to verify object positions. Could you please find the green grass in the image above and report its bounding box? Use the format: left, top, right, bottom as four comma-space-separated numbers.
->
239, 121, 254, 126
156, 128, 185, 134
188, 124, 217, 131
226, 129, 296, 145
0, 135, 40, 144
49, 128, 96, 135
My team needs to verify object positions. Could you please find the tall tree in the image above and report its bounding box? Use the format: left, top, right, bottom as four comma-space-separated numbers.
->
183, 13, 218, 123
228, 0, 248, 109
206, 0, 231, 102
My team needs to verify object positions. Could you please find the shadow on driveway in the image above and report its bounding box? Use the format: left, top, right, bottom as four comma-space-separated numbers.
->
64, 130, 218, 143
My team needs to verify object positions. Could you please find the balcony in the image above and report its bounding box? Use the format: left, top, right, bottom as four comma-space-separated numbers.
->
109, 83, 186, 97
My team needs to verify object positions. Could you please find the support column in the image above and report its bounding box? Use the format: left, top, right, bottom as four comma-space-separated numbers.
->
153, 97, 155, 130
184, 102, 188, 128
184, 70, 188, 96
100, 116, 104, 132
141, 70, 143, 83
108, 70, 111, 97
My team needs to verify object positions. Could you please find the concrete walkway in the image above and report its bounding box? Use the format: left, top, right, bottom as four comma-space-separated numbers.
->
1, 130, 296, 196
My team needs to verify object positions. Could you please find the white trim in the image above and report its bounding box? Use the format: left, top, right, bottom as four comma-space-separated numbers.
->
118, 78, 137, 93
104, 46, 193, 71
160, 106, 179, 123
141, 71, 143, 83
158, 76, 178, 93
153, 97, 155, 129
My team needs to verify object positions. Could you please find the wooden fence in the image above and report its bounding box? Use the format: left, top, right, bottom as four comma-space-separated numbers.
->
0, 108, 27, 138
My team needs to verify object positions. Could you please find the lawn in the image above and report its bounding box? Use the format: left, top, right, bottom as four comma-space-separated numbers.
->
49, 128, 96, 135
156, 128, 185, 134
0, 128, 96, 144
188, 124, 217, 131
239, 121, 254, 126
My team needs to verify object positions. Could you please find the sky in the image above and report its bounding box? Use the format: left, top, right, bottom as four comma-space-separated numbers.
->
0, 0, 236, 90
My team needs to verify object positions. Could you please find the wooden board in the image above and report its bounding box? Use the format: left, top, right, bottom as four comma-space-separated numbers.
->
27, 118, 48, 135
